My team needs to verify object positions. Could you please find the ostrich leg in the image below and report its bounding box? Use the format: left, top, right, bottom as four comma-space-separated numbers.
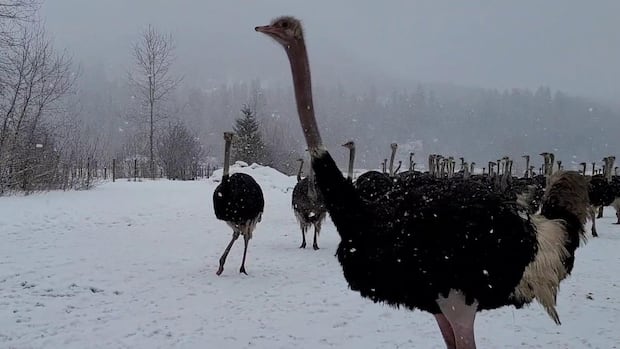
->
435, 314, 456, 349
300, 226, 307, 248
240, 233, 251, 275
437, 290, 478, 349
312, 223, 320, 250
613, 199, 620, 224
590, 208, 599, 237
217, 231, 240, 275
597, 206, 604, 219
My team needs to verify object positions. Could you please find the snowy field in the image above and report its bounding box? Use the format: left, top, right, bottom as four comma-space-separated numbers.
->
1, 163, 619, 349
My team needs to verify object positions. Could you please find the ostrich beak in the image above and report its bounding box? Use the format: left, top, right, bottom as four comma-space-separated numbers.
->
255, 25, 278, 35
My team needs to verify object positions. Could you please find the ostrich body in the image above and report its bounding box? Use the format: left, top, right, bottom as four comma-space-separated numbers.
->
292, 158, 327, 249
257, 17, 590, 349
213, 132, 264, 275
353, 143, 397, 202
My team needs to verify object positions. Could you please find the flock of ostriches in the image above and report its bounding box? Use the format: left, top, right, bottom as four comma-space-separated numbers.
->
211, 16, 619, 349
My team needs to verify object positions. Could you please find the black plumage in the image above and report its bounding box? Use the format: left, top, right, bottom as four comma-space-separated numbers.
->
354, 170, 392, 201
213, 132, 264, 275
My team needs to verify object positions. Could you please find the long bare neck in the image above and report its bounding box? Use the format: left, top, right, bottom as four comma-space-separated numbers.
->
524, 157, 530, 178
607, 157, 615, 181
347, 147, 355, 181
307, 159, 317, 198
287, 42, 323, 151
223, 139, 232, 178
297, 160, 304, 182
388, 147, 397, 176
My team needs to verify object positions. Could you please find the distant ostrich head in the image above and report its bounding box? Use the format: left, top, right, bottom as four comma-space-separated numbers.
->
223, 132, 235, 143
341, 141, 355, 150
390, 143, 398, 150
255, 17, 303, 47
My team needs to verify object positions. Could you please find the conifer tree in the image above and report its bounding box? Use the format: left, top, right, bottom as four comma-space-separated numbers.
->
232, 105, 267, 165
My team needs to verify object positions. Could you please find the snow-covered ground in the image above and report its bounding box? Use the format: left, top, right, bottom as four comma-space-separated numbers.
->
1, 163, 619, 348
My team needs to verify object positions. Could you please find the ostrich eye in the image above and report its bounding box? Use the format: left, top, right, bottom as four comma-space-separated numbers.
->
281, 21, 289, 28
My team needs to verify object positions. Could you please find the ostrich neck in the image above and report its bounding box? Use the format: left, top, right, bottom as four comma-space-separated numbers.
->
286, 42, 323, 151
389, 148, 396, 176
223, 139, 231, 178
347, 148, 356, 180
525, 157, 530, 178
297, 160, 304, 182
307, 159, 317, 198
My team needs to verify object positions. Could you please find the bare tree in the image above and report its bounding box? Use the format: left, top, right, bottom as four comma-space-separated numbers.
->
0, 0, 38, 47
0, 23, 75, 193
157, 121, 203, 180
128, 25, 181, 179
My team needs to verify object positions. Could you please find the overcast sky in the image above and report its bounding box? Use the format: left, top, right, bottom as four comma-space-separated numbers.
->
41, 0, 619, 100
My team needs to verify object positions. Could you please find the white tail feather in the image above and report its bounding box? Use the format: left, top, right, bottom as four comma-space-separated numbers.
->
512, 215, 569, 324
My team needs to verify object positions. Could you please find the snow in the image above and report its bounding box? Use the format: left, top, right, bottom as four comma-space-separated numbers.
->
1, 164, 620, 348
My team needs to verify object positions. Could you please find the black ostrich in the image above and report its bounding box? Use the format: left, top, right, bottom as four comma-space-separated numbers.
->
292, 157, 327, 250
588, 156, 618, 236
213, 132, 264, 275
257, 17, 591, 349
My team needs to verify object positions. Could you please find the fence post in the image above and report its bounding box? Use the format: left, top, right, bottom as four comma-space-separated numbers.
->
134, 159, 138, 182
86, 158, 91, 189
112, 159, 116, 182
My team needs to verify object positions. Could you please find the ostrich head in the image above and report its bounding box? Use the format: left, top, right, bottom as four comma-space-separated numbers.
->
341, 141, 355, 150
223, 132, 235, 143
255, 17, 303, 47
390, 143, 398, 151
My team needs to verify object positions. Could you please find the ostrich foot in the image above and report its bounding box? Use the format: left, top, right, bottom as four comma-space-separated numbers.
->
592, 230, 599, 237
216, 266, 224, 276
299, 242, 306, 248
239, 266, 247, 275
313, 243, 320, 250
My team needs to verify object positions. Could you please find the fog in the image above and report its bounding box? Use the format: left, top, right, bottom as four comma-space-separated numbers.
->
42, 0, 619, 101
2, 0, 618, 192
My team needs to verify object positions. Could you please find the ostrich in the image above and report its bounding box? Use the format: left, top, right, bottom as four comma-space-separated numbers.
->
292, 156, 327, 250
588, 157, 617, 236
257, 17, 590, 349
212, 132, 264, 275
